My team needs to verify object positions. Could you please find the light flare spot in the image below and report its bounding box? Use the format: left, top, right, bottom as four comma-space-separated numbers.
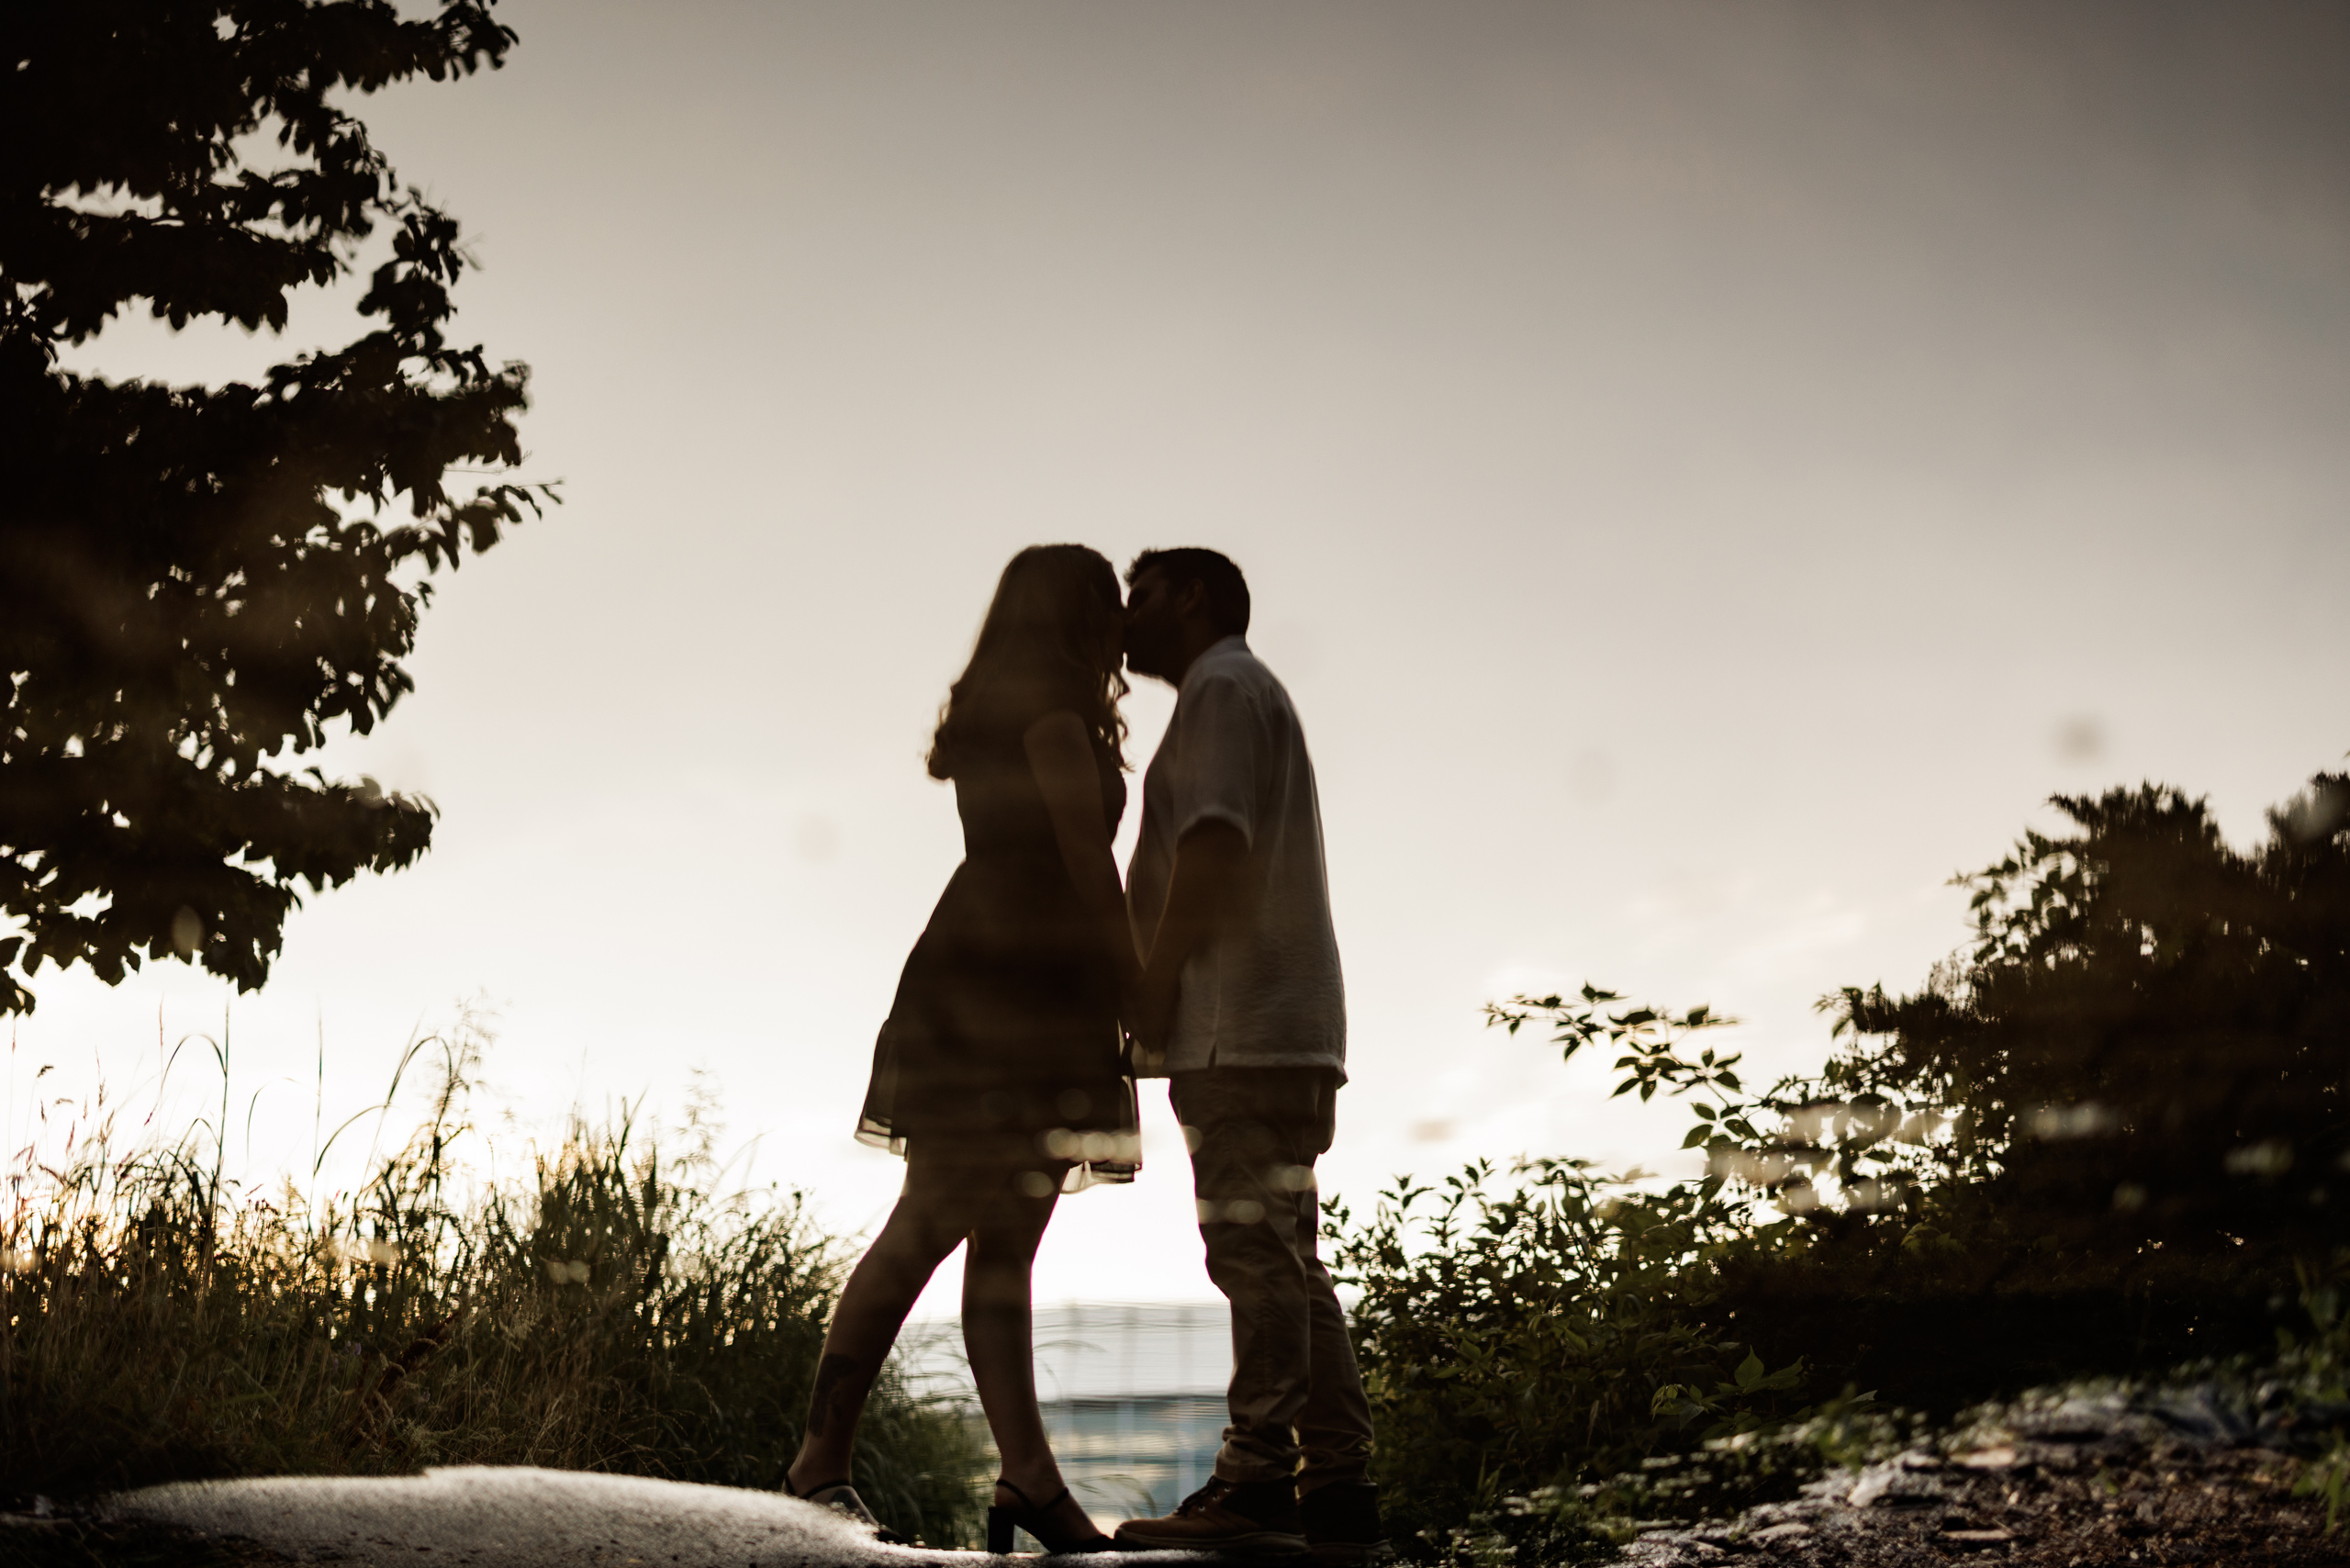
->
2028, 1102, 2119, 1140
2225, 1141, 2294, 1178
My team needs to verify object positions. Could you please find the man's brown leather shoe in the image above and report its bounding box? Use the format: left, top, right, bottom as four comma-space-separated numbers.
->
1114, 1477, 1309, 1556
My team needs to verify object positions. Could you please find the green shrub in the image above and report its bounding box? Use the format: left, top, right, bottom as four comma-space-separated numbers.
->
1330, 1152, 1807, 1549
1337, 770, 2350, 1551
0, 1036, 984, 1545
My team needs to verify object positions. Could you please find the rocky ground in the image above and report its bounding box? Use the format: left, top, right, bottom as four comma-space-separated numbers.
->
6, 1385, 2349, 1568
1621, 1385, 2350, 1568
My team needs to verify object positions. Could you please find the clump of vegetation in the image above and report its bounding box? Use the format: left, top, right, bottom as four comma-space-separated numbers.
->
1329, 1004, 1828, 1551
0, 1034, 983, 1545
1337, 770, 2350, 1554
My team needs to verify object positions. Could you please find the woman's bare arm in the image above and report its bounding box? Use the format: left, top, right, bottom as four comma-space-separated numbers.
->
1023, 711, 1143, 1002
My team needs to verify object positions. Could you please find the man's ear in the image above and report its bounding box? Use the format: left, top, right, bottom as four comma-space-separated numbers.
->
1173, 577, 1212, 622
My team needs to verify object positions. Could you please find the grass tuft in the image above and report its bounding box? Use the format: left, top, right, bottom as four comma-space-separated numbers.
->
0, 1027, 984, 1545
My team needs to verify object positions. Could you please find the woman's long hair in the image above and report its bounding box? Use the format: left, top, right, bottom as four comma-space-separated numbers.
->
927, 544, 1128, 780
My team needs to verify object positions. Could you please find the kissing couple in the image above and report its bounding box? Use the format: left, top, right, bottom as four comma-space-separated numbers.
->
779, 545, 1382, 1561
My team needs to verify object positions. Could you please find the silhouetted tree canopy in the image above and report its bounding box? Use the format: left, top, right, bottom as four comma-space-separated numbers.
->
1818, 772, 2350, 1259
0, 1, 547, 1014
1693, 770, 2350, 1410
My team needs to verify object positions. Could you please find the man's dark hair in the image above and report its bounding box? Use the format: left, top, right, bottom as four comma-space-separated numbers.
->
1127, 547, 1250, 635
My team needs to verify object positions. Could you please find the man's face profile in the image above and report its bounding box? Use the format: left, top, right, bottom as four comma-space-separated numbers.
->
1124, 566, 1182, 681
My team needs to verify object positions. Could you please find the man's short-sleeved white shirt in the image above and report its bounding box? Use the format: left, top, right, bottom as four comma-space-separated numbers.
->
1126, 635, 1347, 1079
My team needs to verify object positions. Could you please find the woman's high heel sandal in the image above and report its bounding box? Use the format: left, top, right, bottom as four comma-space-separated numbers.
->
987, 1479, 1118, 1554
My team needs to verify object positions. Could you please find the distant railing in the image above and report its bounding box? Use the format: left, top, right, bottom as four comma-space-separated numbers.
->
898, 1301, 1233, 1526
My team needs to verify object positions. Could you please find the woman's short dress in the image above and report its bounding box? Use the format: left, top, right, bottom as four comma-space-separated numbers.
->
856, 695, 1139, 1190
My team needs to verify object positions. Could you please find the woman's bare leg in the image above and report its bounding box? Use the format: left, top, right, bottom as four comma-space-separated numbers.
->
963, 1168, 1101, 1539
785, 1175, 972, 1495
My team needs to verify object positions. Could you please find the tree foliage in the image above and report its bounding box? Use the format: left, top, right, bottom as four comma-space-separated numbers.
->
1338, 769, 2350, 1547
0, 0, 549, 1014
1818, 774, 2350, 1252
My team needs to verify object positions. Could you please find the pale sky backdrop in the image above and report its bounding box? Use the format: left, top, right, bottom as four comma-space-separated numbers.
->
14, 0, 2349, 1312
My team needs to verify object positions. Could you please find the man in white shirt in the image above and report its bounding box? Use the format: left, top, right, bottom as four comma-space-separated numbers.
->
1111, 549, 1382, 1562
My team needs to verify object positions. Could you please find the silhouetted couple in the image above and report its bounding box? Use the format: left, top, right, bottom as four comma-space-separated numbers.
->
779, 546, 1382, 1560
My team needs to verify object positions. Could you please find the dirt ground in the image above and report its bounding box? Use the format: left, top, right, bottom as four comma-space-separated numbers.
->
7, 1394, 2350, 1568
1626, 1425, 2350, 1567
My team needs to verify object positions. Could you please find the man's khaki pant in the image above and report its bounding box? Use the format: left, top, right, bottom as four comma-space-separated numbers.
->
1170, 1066, 1375, 1490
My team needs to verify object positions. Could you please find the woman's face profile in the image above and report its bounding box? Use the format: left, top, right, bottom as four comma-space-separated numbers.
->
1094, 588, 1126, 672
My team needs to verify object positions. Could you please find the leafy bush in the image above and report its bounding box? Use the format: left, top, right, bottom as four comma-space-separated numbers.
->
0, 1034, 983, 1545
1337, 770, 2350, 1551
1331, 997, 1812, 1548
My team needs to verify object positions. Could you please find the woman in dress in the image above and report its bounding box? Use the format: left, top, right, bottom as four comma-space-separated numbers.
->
782, 544, 1141, 1554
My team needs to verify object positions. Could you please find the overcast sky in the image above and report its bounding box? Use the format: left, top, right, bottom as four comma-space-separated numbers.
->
17, 0, 2349, 1310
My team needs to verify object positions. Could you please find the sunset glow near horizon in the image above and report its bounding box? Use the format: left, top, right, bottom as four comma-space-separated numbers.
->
10, 0, 2347, 1311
